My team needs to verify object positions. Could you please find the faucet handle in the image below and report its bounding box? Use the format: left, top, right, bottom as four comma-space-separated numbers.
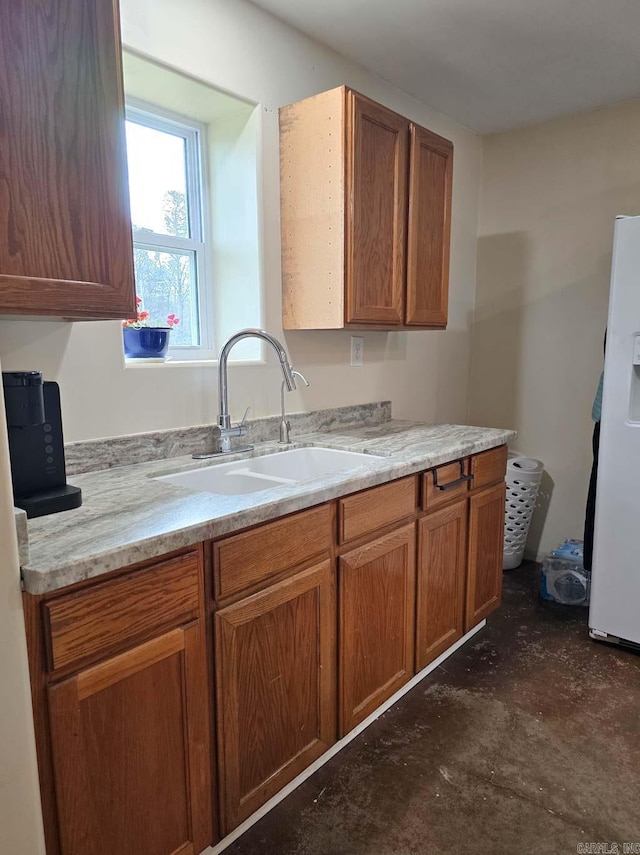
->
238, 406, 251, 427
292, 370, 310, 387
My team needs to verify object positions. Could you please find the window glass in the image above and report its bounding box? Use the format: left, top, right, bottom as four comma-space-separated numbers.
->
132, 247, 199, 346
125, 121, 190, 239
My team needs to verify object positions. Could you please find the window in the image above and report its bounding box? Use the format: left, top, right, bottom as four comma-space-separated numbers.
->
125, 102, 213, 359
122, 51, 264, 365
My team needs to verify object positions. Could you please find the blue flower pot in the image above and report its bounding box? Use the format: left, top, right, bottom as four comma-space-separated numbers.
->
123, 327, 171, 359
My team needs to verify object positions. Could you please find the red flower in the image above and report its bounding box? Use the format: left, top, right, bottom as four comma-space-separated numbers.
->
138, 311, 149, 321
135, 296, 142, 305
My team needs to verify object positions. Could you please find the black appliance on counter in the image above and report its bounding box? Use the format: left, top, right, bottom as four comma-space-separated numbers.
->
2, 371, 82, 518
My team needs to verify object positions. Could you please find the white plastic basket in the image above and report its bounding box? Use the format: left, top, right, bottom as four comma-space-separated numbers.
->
503, 456, 544, 570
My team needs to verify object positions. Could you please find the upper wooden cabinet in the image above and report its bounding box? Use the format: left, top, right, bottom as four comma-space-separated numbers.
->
280, 86, 453, 330
406, 125, 453, 326
0, 0, 136, 319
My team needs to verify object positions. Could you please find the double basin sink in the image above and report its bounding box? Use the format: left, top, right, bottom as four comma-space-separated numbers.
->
156, 447, 385, 496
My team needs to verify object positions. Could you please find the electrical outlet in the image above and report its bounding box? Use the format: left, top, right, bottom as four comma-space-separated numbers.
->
350, 336, 364, 367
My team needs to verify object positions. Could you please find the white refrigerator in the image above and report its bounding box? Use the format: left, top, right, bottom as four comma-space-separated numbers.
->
589, 215, 640, 649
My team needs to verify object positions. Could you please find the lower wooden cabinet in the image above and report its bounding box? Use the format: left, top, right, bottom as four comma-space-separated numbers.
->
338, 524, 416, 735
26, 447, 509, 853
416, 499, 467, 670
47, 624, 212, 855
215, 560, 336, 834
466, 482, 507, 629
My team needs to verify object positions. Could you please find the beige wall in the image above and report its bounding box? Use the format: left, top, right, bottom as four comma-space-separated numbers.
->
471, 99, 640, 558
0, 356, 46, 854
0, 0, 482, 443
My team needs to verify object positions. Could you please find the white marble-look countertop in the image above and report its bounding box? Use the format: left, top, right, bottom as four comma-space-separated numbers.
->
21, 420, 515, 595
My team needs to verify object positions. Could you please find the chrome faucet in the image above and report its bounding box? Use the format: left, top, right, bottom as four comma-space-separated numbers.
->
279, 370, 309, 444
193, 329, 297, 458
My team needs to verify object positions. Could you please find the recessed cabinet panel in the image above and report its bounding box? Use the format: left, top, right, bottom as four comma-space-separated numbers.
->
338, 476, 417, 544
215, 560, 336, 834
47, 626, 211, 855
338, 525, 416, 735
405, 124, 453, 327
466, 482, 507, 629
471, 444, 508, 491
416, 500, 467, 670
346, 93, 408, 325
0, 0, 135, 318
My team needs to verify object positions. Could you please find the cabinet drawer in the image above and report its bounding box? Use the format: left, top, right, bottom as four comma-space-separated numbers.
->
44, 550, 201, 672
423, 459, 471, 511
471, 445, 508, 491
214, 504, 334, 601
338, 477, 417, 544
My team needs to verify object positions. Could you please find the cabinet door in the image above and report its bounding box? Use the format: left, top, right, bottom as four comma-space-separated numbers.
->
215, 560, 336, 834
47, 625, 212, 855
405, 124, 453, 327
346, 92, 408, 325
416, 500, 467, 671
0, 0, 135, 319
339, 524, 416, 736
466, 483, 507, 629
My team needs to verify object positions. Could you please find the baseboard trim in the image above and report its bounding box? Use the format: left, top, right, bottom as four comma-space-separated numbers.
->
204, 619, 487, 854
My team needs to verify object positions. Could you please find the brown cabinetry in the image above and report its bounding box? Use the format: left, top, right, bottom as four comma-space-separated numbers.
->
346, 93, 408, 325
0, 0, 135, 319
215, 560, 336, 834
466, 482, 507, 630
338, 525, 416, 735
24, 445, 508, 853
24, 548, 212, 855
48, 626, 211, 855
416, 500, 467, 669
406, 125, 453, 326
280, 86, 453, 330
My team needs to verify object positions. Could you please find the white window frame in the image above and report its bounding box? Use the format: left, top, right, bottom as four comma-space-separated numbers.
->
125, 98, 215, 361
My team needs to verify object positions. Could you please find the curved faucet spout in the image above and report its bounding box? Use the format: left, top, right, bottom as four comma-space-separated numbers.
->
218, 329, 296, 429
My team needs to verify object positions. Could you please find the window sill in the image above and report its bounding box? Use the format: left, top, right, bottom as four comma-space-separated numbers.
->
123, 358, 266, 368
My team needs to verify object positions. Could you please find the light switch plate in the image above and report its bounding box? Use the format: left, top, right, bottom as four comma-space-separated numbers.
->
350, 336, 364, 367
633, 333, 640, 366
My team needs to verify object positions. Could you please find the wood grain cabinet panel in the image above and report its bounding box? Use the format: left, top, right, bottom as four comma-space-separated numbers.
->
471, 445, 508, 491
422, 459, 471, 512
215, 560, 336, 834
338, 524, 416, 736
0, 0, 135, 318
338, 476, 417, 544
44, 551, 200, 672
416, 500, 467, 670
47, 625, 212, 855
466, 482, 507, 630
346, 92, 408, 325
405, 124, 453, 327
214, 504, 333, 602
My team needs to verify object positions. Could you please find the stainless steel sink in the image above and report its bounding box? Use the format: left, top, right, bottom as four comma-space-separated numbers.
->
155, 447, 382, 496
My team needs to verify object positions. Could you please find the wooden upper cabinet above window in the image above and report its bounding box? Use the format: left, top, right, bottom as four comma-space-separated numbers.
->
0, 0, 136, 319
279, 86, 453, 330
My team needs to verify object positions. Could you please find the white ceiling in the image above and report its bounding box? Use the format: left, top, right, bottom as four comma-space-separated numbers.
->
249, 0, 640, 132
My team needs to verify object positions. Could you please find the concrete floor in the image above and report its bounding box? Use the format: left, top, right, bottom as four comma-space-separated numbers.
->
224, 564, 640, 855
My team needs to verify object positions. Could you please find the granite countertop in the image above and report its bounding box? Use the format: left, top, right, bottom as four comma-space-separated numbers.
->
21, 420, 516, 595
